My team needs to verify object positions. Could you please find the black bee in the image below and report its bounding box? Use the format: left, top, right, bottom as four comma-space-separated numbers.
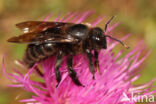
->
8, 16, 129, 87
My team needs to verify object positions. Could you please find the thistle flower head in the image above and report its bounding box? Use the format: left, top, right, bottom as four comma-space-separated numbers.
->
2, 11, 156, 104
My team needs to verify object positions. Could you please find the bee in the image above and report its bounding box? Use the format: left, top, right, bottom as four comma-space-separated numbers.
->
8, 16, 129, 87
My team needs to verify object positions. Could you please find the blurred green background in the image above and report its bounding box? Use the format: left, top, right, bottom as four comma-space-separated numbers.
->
0, 0, 156, 104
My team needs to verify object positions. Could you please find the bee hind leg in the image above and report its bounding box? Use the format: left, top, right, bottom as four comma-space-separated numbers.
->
67, 54, 84, 86
55, 51, 63, 87
35, 66, 44, 77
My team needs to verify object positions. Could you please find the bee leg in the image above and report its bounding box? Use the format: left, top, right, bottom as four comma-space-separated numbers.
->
67, 54, 83, 86
86, 49, 95, 79
55, 51, 63, 87
35, 66, 43, 77
94, 50, 101, 74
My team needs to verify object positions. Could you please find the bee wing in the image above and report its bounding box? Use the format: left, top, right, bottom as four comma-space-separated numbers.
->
8, 21, 78, 44
16, 21, 68, 33
7, 32, 78, 44
8, 32, 38, 43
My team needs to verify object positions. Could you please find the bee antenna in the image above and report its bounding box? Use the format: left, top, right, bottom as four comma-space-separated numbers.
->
105, 35, 130, 49
104, 16, 115, 33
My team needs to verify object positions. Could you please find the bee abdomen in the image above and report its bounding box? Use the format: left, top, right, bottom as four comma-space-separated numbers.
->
23, 43, 56, 68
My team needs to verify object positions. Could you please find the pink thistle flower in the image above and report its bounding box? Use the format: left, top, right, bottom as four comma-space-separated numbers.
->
2, 11, 156, 104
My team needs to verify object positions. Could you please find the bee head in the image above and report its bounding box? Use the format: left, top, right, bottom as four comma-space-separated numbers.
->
89, 27, 107, 50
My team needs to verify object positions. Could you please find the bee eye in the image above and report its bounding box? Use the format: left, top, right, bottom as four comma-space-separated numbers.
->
89, 27, 107, 49
94, 37, 100, 41
90, 27, 103, 41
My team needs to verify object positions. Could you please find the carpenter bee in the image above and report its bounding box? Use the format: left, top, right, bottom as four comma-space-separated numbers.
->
8, 16, 129, 87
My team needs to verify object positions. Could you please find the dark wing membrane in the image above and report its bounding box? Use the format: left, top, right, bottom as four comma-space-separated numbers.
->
8, 21, 78, 44
16, 21, 70, 33
7, 32, 78, 44
8, 32, 39, 43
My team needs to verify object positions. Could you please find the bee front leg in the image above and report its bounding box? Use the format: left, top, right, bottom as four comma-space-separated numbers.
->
67, 54, 83, 86
86, 49, 95, 79
94, 50, 101, 74
54, 51, 63, 87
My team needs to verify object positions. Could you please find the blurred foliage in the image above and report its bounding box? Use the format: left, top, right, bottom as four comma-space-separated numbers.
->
0, 0, 156, 104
